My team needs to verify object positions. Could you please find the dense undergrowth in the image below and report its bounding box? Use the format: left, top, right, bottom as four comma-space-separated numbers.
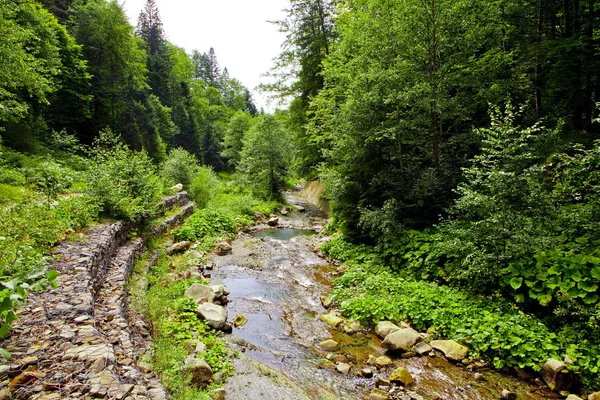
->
323, 234, 600, 390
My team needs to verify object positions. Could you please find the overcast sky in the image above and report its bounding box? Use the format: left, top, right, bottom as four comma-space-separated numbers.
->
121, 0, 288, 110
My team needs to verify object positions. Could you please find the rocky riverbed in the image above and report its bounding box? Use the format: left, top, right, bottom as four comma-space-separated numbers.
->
202, 192, 557, 400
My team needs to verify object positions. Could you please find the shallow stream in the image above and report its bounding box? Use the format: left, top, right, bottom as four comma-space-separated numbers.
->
209, 193, 550, 400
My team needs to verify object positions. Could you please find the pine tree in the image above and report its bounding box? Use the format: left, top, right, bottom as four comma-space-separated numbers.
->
136, 0, 165, 56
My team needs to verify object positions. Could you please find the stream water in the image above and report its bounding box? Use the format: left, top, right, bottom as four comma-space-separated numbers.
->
209, 193, 551, 400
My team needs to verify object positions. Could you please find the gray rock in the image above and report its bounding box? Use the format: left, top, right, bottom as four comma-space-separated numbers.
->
185, 284, 215, 304
541, 358, 571, 391
182, 356, 213, 387
430, 340, 469, 361
414, 341, 433, 356
501, 389, 516, 400
167, 241, 191, 255
268, 217, 279, 226
565, 395, 583, 400
197, 303, 228, 330
211, 285, 229, 298
381, 328, 422, 352
214, 241, 232, 255
375, 321, 401, 339
318, 339, 339, 351
336, 363, 351, 374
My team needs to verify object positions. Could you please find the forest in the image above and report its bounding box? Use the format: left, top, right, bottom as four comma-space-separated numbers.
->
2, 0, 600, 397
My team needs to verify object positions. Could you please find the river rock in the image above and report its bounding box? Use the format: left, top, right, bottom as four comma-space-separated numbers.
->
197, 303, 228, 330
541, 358, 571, 391
375, 356, 393, 368
501, 389, 516, 400
375, 377, 391, 387
474, 372, 484, 381
233, 314, 248, 328
182, 356, 213, 387
389, 367, 413, 385
214, 241, 232, 255
320, 295, 334, 308
318, 339, 339, 351
318, 359, 337, 370
414, 341, 433, 356
566, 395, 583, 400
268, 217, 279, 226
320, 312, 344, 327
430, 340, 469, 361
367, 355, 377, 365
336, 363, 351, 374
375, 321, 401, 339
368, 388, 389, 400
211, 284, 229, 298
589, 393, 600, 400
382, 328, 422, 352
185, 284, 215, 304
361, 368, 374, 378
167, 241, 191, 254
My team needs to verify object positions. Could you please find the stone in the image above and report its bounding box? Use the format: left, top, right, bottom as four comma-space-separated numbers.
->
361, 368, 374, 378
8, 366, 45, 391
381, 328, 422, 352
345, 321, 361, 334
367, 355, 378, 365
333, 354, 347, 363
320, 295, 334, 308
317, 359, 337, 370
474, 372, 484, 381
211, 285, 229, 297
589, 393, 600, 400
401, 351, 417, 359
167, 241, 191, 255
565, 395, 583, 400
375, 377, 391, 387
195, 341, 207, 354
197, 303, 228, 330
214, 241, 232, 256
320, 312, 344, 327
375, 321, 401, 339
233, 314, 248, 328
318, 339, 339, 351
210, 388, 226, 400
430, 340, 469, 361
389, 367, 413, 385
375, 356, 393, 368
280, 208, 289, 216
414, 341, 433, 356
514, 366, 536, 381
336, 363, 351, 374
541, 358, 571, 391
185, 284, 216, 304
368, 388, 389, 400
501, 389, 516, 400
63, 344, 115, 363
182, 356, 213, 388
170, 183, 184, 193
267, 217, 279, 226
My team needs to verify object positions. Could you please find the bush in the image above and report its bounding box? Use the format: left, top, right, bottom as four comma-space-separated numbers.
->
85, 129, 162, 222
173, 209, 236, 242
189, 166, 218, 209
161, 148, 200, 189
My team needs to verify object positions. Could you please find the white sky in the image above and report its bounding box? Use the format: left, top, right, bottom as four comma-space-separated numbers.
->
121, 0, 288, 110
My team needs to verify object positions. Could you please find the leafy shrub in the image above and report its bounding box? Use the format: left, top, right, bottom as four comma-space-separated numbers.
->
173, 209, 236, 242
189, 166, 218, 209
0, 183, 32, 205
86, 129, 162, 222
161, 148, 199, 189
29, 160, 74, 202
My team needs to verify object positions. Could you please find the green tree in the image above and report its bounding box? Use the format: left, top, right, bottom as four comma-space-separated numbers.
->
238, 114, 290, 199
221, 110, 253, 168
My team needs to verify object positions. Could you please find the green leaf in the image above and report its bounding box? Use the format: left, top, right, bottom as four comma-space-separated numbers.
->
583, 293, 599, 305
46, 270, 59, 281
510, 277, 523, 290
578, 280, 599, 293
591, 266, 600, 280
0, 348, 10, 361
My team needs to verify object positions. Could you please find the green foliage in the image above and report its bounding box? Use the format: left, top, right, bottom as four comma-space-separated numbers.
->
238, 114, 291, 199
85, 129, 162, 222
189, 167, 218, 209
221, 110, 253, 168
173, 210, 236, 242
161, 148, 200, 188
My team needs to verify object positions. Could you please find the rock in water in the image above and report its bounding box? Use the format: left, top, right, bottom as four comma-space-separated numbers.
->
336, 363, 351, 374
414, 341, 433, 356
375, 356, 393, 367
430, 340, 469, 361
389, 367, 413, 385
381, 328, 422, 352
197, 303, 228, 330
268, 217, 279, 226
375, 321, 401, 339
233, 314, 248, 328
182, 356, 213, 388
214, 241, 232, 255
565, 395, 584, 400
541, 358, 571, 391
318, 359, 337, 370
318, 339, 339, 351
320, 312, 344, 327
185, 284, 215, 304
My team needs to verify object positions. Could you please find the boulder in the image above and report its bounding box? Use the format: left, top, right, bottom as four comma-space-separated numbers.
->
197, 303, 228, 330
182, 356, 213, 387
211, 285, 229, 298
214, 241, 232, 255
414, 341, 433, 356
389, 367, 413, 385
167, 241, 191, 255
320, 312, 344, 327
375, 321, 401, 339
318, 339, 339, 351
565, 395, 583, 400
268, 217, 279, 226
430, 340, 469, 362
381, 328, 422, 352
541, 358, 571, 391
589, 393, 600, 400
185, 284, 215, 304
